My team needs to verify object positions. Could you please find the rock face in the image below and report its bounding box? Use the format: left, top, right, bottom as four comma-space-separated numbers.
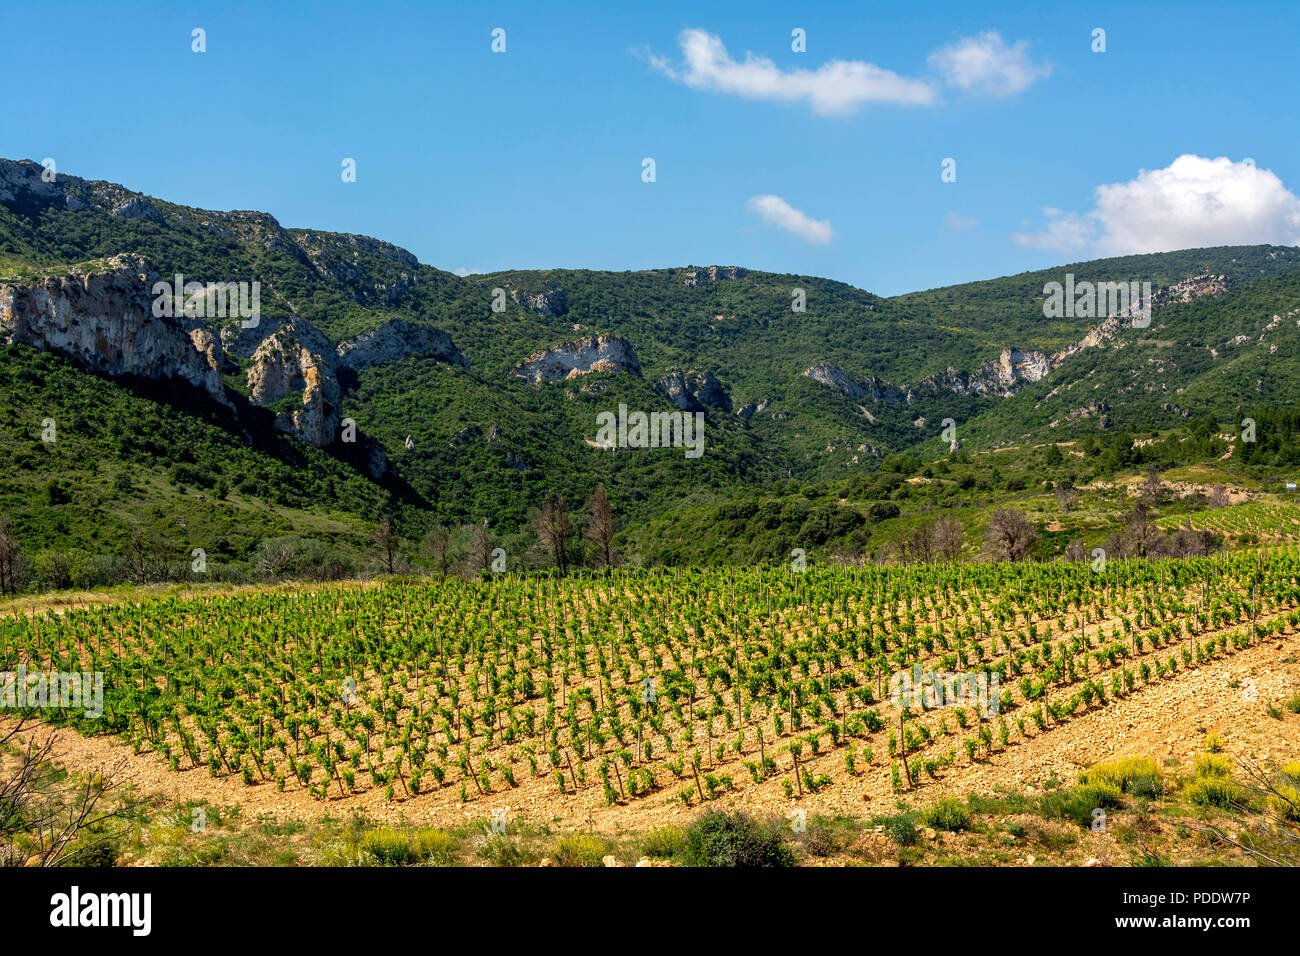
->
913, 348, 1052, 398
0, 254, 229, 406
0, 159, 165, 223
805, 272, 1231, 407
803, 362, 904, 403
683, 265, 748, 287
336, 318, 469, 371
242, 322, 342, 448
511, 333, 640, 383
656, 368, 732, 413
510, 288, 568, 317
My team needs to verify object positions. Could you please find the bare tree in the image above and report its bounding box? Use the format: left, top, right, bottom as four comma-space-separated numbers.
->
584, 485, 617, 569
1054, 481, 1078, 513
0, 719, 136, 866
902, 520, 935, 565
422, 524, 454, 573
1195, 757, 1300, 866
0, 515, 19, 595
124, 529, 160, 584
1140, 465, 1164, 504
1126, 501, 1157, 558
933, 513, 965, 563
534, 494, 575, 574
468, 520, 494, 576
373, 515, 399, 574
1063, 540, 1086, 562
1209, 484, 1230, 508
983, 508, 1038, 562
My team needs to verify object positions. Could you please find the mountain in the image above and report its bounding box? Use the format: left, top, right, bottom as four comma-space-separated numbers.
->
3, 157, 1300, 571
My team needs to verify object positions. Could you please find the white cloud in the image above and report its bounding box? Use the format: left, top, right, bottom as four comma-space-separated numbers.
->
1014, 155, 1300, 255
928, 31, 1050, 97
453, 266, 486, 276
943, 211, 978, 230
650, 29, 935, 115
746, 195, 832, 244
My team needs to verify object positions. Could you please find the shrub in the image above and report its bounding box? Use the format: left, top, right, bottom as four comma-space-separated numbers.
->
920, 797, 972, 832
360, 827, 455, 865
1270, 761, 1300, 823
679, 810, 794, 867
1185, 776, 1240, 808
1079, 756, 1164, 797
361, 827, 415, 865
884, 815, 918, 847
478, 835, 531, 867
641, 825, 685, 859
1192, 753, 1234, 779
550, 833, 607, 867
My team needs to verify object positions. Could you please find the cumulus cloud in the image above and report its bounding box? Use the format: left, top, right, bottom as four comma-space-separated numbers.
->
1013, 156, 1300, 255
943, 211, 979, 230
928, 31, 1051, 97
453, 266, 486, 276
649, 28, 935, 115
747, 195, 832, 244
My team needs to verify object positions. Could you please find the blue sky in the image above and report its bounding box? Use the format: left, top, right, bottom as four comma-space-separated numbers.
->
3, 0, 1298, 295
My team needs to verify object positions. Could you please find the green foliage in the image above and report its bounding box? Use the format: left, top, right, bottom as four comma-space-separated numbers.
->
679, 810, 795, 867
920, 797, 972, 832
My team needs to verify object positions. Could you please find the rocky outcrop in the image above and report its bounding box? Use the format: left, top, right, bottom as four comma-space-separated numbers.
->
805, 272, 1232, 407
511, 333, 640, 383
1155, 273, 1230, 305
0, 158, 165, 223
229, 317, 341, 447
509, 288, 568, 317
803, 362, 904, 403
244, 325, 341, 448
912, 348, 1052, 399
336, 318, 468, 371
656, 368, 732, 413
683, 265, 748, 287
0, 254, 229, 406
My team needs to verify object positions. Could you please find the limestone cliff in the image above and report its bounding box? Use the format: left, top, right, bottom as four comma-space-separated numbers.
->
511, 333, 640, 383
656, 368, 732, 413
0, 254, 230, 406
336, 318, 468, 371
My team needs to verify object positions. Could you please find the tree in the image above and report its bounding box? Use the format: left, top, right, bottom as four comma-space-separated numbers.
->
0, 515, 19, 595
534, 494, 575, 574
1044, 444, 1064, 466
422, 524, 455, 573
1126, 501, 1156, 558
124, 529, 158, 584
934, 514, 965, 563
373, 515, 399, 574
584, 485, 617, 569
1054, 481, 1078, 513
468, 521, 494, 576
1141, 466, 1164, 504
983, 508, 1037, 562
1209, 484, 1230, 509
899, 520, 934, 564
0, 718, 136, 866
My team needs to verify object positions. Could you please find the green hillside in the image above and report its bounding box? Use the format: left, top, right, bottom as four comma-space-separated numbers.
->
3, 158, 1300, 582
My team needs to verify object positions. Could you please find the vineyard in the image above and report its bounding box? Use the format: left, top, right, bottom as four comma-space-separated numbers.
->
3, 550, 1299, 825
1159, 500, 1300, 542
